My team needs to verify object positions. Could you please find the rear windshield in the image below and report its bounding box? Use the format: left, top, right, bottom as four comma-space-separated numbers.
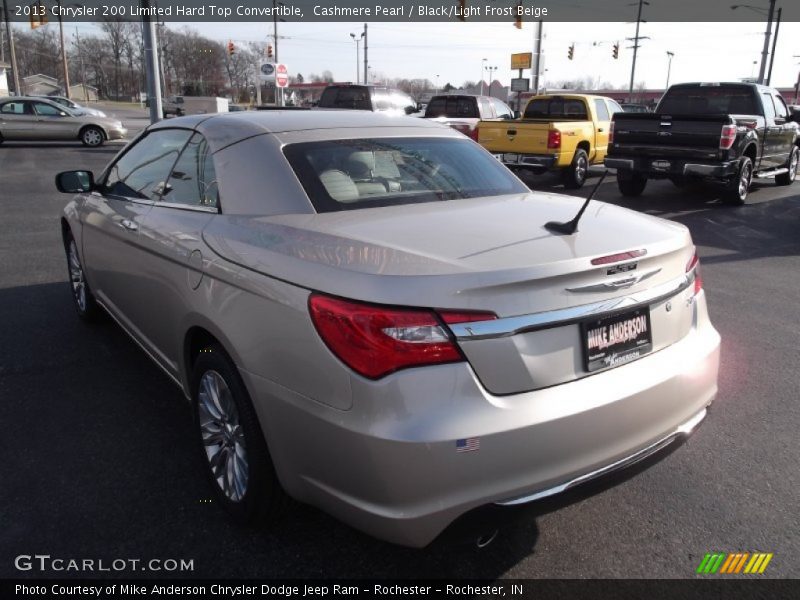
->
319, 87, 372, 110
425, 97, 479, 118
658, 86, 758, 115
283, 137, 528, 213
524, 97, 588, 120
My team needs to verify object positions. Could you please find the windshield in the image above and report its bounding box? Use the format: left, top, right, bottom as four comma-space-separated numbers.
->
658, 86, 758, 115
283, 137, 528, 213
319, 87, 372, 110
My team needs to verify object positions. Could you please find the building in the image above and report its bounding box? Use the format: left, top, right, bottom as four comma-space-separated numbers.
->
0, 62, 9, 97
69, 83, 99, 102
22, 74, 61, 97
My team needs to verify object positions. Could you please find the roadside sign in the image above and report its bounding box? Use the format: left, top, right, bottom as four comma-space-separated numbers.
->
259, 62, 275, 82
511, 52, 532, 70
511, 78, 530, 92
275, 64, 289, 88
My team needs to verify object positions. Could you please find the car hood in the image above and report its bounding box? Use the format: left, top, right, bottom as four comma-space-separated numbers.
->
202, 193, 692, 315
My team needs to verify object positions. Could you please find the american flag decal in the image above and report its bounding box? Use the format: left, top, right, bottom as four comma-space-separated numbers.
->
456, 437, 480, 453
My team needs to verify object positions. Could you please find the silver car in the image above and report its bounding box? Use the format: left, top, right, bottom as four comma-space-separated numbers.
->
57, 111, 720, 547
37, 95, 108, 117
0, 96, 126, 146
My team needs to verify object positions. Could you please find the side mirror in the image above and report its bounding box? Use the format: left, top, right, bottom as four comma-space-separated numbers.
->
513, 110, 521, 119
790, 111, 800, 124
404, 105, 416, 115
56, 170, 95, 193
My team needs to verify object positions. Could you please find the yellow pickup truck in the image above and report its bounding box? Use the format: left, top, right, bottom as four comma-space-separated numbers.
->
478, 94, 623, 188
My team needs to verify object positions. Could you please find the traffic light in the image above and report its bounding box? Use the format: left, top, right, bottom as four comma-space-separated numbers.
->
29, 1, 47, 29
514, 1, 522, 29
458, 0, 466, 22
568, 44, 575, 60
267, 44, 273, 59
227, 41, 235, 57
612, 43, 619, 59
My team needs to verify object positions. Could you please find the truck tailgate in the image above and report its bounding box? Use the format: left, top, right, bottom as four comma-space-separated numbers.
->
612, 113, 729, 158
478, 121, 551, 154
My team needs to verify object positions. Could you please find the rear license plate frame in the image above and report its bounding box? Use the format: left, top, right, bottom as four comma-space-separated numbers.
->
580, 307, 653, 373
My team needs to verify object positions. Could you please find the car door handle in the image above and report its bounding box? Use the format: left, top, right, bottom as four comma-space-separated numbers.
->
120, 219, 138, 232
598, 128, 605, 132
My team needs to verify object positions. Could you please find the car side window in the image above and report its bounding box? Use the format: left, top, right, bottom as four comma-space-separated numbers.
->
33, 102, 64, 116
761, 93, 776, 120
491, 98, 513, 119
374, 90, 391, 110
607, 99, 624, 114
102, 129, 193, 201
594, 99, 610, 121
160, 132, 219, 209
0, 101, 28, 115
773, 95, 789, 119
478, 97, 494, 118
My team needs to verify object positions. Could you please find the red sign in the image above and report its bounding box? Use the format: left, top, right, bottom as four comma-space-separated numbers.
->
275, 63, 289, 88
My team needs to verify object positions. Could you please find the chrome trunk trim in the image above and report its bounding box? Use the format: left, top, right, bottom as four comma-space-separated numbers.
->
449, 272, 694, 341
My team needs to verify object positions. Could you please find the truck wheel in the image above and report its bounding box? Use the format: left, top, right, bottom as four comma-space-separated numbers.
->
723, 156, 753, 205
562, 149, 589, 189
776, 146, 799, 186
617, 170, 648, 197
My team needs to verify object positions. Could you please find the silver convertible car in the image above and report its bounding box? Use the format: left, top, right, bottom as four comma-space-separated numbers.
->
57, 111, 720, 547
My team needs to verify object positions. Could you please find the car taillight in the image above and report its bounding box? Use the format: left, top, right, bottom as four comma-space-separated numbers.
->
547, 129, 561, 149
719, 124, 737, 150
608, 121, 615, 144
686, 252, 702, 296
308, 294, 495, 379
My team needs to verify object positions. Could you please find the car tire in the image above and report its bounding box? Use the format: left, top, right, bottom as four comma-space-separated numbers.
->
617, 170, 648, 197
562, 149, 589, 189
64, 231, 100, 322
722, 156, 753, 205
191, 344, 285, 526
776, 146, 799, 186
80, 126, 105, 147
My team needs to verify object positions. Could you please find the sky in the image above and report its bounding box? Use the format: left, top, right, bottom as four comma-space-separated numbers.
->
71, 20, 800, 91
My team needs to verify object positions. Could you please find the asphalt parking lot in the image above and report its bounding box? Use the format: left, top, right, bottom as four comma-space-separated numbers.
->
1, 119, 798, 579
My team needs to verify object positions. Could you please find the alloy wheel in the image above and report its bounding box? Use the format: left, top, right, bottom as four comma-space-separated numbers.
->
198, 370, 249, 502
68, 240, 87, 312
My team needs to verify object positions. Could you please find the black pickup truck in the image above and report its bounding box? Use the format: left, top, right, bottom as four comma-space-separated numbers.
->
605, 83, 800, 204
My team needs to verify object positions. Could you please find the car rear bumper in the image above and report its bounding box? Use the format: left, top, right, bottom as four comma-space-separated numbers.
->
494, 153, 557, 169
242, 292, 720, 548
605, 156, 738, 178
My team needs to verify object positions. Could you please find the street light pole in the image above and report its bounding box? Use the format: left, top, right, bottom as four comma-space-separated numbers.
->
363, 23, 368, 86
480, 58, 487, 95
665, 51, 674, 89
140, 0, 163, 124
350, 32, 364, 84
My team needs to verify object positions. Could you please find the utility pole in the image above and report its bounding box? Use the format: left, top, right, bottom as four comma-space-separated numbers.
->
55, 1, 71, 98
363, 23, 368, 86
627, 0, 648, 103
757, 0, 776, 85
75, 28, 87, 102
2, 0, 20, 95
140, 0, 163, 123
765, 7, 781, 86
532, 19, 543, 95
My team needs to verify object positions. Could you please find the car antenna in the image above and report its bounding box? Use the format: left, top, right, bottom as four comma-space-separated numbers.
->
544, 170, 609, 235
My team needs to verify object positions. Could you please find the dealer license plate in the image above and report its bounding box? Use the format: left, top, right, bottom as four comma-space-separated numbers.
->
581, 308, 653, 372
